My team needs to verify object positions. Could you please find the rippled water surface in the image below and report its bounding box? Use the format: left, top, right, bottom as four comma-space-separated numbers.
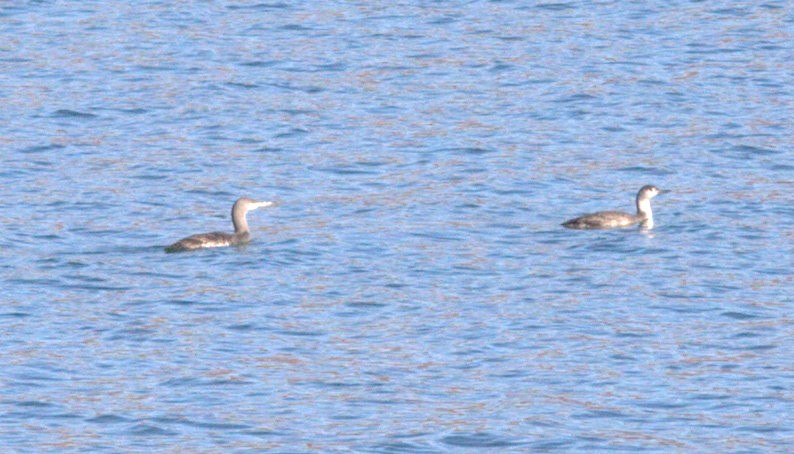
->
2, 1, 793, 451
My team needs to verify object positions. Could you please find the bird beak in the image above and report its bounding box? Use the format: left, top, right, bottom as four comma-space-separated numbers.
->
658, 189, 671, 195
254, 201, 276, 209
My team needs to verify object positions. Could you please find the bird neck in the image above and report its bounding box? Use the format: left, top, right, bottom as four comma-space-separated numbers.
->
232, 205, 249, 234
636, 197, 653, 220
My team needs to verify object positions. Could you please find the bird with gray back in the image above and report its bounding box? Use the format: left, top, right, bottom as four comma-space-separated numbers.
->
165, 197, 275, 252
562, 185, 668, 230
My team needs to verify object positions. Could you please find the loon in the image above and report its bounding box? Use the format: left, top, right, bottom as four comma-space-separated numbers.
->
562, 185, 668, 230
165, 197, 275, 252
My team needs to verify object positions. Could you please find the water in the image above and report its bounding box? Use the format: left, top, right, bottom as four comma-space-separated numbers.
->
1, 1, 792, 451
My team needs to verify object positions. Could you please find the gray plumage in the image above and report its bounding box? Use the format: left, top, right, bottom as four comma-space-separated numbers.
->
562, 185, 667, 230
165, 197, 275, 252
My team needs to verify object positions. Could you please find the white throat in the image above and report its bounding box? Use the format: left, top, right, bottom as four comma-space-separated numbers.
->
636, 198, 654, 228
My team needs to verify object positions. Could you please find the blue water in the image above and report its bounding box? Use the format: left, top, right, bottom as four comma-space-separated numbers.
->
2, 1, 793, 451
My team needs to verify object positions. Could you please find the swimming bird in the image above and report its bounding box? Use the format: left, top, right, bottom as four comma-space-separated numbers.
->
562, 185, 668, 230
165, 197, 275, 252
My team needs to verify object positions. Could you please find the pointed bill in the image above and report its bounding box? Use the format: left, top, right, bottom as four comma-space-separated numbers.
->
251, 200, 276, 209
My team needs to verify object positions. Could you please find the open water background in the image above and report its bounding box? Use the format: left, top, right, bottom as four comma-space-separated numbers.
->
1, 1, 793, 452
